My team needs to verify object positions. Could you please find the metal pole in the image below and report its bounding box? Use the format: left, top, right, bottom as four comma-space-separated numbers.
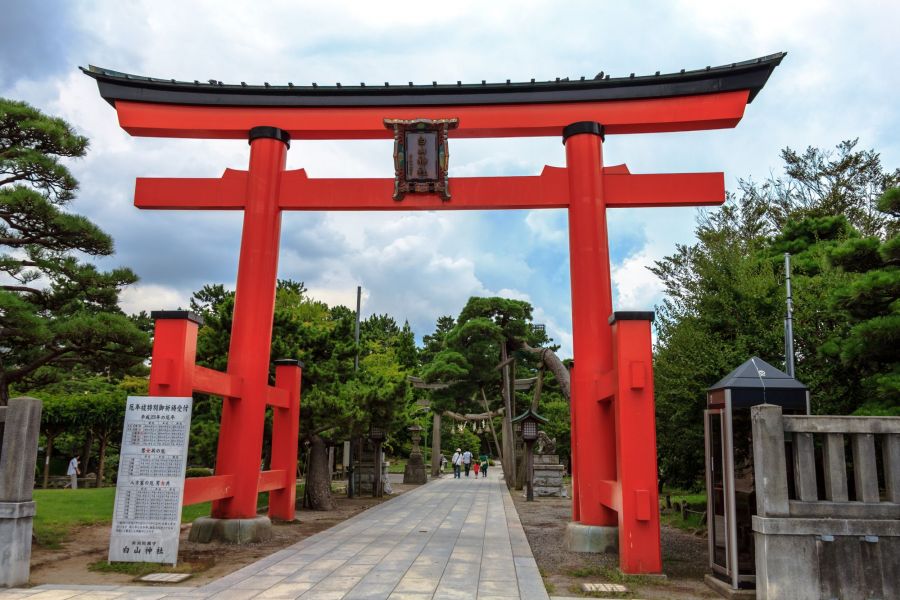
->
784, 253, 795, 378
354, 285, 361, 371
347, 286, 362, 499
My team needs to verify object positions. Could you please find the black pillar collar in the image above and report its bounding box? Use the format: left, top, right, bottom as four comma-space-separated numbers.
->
562, 121, 605, 144
248, 126, 291, 148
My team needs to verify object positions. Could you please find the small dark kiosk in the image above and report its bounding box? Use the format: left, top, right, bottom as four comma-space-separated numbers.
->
704, 357, 809, 593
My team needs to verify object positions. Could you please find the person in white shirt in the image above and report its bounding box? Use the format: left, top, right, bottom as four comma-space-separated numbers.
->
462, 449, 473, 477
451, 448, 463, 479
65, 456, 80, 489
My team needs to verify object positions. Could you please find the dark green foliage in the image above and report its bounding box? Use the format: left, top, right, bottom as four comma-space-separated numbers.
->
0, 97, 149, 403
423, 297, 549, 415
653, 142, 898, 488
824, 187, 900, 407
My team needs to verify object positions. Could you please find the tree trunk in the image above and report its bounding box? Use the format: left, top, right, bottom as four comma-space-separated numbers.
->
42, 435, 55, 489
96, 433, 108, 487
305, 434, 334, 510
81, 430, 93, 476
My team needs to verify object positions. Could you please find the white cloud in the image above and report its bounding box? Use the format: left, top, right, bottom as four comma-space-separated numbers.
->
611, 250, 665, 311
119, 284, 190, 315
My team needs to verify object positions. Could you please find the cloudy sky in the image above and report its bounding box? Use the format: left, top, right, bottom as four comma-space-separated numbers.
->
2, 1, 898, 357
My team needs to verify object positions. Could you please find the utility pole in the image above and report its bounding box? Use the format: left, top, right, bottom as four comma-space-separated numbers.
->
784, 253, 795, 378
347, 285, 362, 498
354, 285, 361, 371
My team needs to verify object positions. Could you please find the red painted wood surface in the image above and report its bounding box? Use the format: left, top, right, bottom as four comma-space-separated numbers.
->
257, 470, 287, 493
212, 135, 288, 520
134, 167, 724, 212
183, 475, 235, 505
269, 362, 302, 521
565, 129, 618, 528
193, 365, 241, 398
612, 317, 662, 573
112, 90, 750, 139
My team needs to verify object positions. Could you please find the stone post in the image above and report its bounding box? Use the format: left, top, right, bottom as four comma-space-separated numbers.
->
0, 397, 43, 587
750, 404, 789, 517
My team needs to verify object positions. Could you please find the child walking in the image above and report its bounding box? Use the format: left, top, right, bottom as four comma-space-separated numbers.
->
473, 460, 480, 478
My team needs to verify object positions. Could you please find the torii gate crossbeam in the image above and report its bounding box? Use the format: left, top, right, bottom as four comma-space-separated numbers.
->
84, 52, 783, 574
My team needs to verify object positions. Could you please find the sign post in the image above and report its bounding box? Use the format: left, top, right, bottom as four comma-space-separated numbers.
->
109, 396, 193, 565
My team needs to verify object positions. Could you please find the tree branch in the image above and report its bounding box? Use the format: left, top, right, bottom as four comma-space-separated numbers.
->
513, 341, 570, 401
7, 347, 73, 383
1, 284, 43, 295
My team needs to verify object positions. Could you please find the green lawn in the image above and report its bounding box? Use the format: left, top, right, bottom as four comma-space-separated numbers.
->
660, 488, 707, 532
387, 458, 407, 474
32, 486, 295, 549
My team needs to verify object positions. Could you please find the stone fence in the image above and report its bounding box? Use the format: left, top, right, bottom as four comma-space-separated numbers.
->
0, 397, 43, 587
751, 404, 899, 599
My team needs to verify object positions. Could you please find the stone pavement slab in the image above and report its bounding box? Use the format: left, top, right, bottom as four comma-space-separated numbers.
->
4, 469, 548, 600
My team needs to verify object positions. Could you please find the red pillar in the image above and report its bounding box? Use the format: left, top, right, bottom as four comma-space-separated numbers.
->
564, 122, 617, 526
148, 311, 201, 397
611, 312, 662, 573
269, 359, 302, 521
213, 126, 289, 519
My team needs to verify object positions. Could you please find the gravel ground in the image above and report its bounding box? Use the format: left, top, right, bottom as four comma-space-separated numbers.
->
510, 485, 718, 599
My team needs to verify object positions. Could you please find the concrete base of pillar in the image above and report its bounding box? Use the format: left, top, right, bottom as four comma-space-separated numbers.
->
188, 516, 273, 544
564, 521, 618, 553
0, 501, 35, 587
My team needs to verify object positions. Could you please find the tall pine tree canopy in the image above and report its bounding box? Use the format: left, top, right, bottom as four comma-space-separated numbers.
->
652, 140, 899, 488
0, 98, 149, 403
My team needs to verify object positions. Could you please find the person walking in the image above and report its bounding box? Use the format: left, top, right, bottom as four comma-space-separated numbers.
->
451, 448, 463, 479
480, 454, 489, 478
473, 460, 480, 478
462, 449, 473, 477
65, 456, 80, 489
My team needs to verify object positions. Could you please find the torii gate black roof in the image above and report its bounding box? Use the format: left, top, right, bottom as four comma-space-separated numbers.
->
81, 52, 785, 108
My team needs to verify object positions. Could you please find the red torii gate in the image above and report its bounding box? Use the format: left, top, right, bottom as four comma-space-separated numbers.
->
84, 53, 783, 573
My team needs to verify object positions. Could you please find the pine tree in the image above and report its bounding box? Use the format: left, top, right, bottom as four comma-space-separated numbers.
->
0, 98, 149, 403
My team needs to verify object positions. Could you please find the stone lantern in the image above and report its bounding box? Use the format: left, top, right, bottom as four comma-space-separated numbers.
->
512, 408, 549, 501
403, 424, 428, 484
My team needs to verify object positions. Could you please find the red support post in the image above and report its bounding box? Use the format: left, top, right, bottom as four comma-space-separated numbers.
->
610, 312, 662, 574
212, 127, 289, 519
148, 311, 202, 397
269, 359, 302, 521
564, 122, 617, 527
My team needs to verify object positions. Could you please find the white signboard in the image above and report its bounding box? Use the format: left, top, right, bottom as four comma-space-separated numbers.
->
108, 396, 192, 565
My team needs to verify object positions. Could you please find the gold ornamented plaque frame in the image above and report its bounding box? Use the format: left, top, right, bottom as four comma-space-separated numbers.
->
384, 118, 458, 201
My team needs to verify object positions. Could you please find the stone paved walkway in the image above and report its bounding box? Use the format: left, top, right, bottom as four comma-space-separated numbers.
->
2, 469, 548, 600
